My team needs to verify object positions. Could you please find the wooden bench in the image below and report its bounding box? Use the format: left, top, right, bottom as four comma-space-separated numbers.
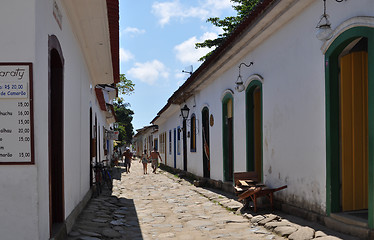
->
233, 171, 287, 212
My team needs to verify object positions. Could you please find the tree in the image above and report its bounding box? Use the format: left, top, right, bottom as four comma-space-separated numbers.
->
112, 74, 135, 146
114, 101, 134, 146
116, 74, 135, 103
195, 0, 260, 61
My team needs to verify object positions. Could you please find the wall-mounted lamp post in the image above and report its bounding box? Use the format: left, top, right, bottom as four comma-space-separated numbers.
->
180, 104, 190, 120
316, 0, 346, 41
235, 62, 253, 92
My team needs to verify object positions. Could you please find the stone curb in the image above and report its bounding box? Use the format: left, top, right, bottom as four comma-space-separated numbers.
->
192, 185, 343, 240
161, 170, 346, 240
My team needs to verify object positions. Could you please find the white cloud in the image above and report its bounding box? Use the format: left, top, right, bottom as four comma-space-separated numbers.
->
127, 60, 169, 85
123, 27, 146, 35
202, 0, 232, 13
121, 27, 146, 38
174, 32, 218, 64
152, 1, 208, 26
152, 0, 232, 26
120, 48, 134, 62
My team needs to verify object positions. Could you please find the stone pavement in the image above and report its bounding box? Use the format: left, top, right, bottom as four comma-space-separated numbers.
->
67, 160, 359, 240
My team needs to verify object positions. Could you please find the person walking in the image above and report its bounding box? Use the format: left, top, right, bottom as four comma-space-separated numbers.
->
139, 150, 149, 174
149, 147, 162, 173
113, 148, 119, 167
123, 148, 132, 173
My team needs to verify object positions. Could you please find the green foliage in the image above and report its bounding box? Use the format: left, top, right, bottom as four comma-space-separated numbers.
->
196, 0, 260, 61
114, 101, 134, 146
116, 74, 135, 103
112, 74, 135, 146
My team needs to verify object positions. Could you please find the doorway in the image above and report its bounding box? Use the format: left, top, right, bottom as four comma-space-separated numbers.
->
325, 27, 374, 228
183, 120, 187, 171
339, 38, 368, 212
202, 107, 210, 178
246, 81, 262, 181
48, 35, 65, 233
222, 93, 234, 182
173, 128, 176, 168
89, 107, 93, 186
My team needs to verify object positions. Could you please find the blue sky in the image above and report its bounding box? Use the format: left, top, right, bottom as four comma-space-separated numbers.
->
119, 0, 236, 131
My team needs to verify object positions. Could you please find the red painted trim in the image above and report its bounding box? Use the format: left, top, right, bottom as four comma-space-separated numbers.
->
109, 104, 117, 122
95, 88, 107, 111
106, 0, 120, 84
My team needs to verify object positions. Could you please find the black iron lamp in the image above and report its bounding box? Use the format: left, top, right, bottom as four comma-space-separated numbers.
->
180, 104, 190, 120
235, 62, 253, 92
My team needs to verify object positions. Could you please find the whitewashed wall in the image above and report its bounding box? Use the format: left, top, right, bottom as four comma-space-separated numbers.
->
0, 0, 113, 239
233, 0, 373, 214
0, 0, 39, 239
156, 0, 374, 215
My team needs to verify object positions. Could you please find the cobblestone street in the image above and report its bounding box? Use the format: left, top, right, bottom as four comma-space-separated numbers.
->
67, 160, 358, 240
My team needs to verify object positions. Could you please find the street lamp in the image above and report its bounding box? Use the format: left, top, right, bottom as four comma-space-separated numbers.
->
180, 104, 190, 120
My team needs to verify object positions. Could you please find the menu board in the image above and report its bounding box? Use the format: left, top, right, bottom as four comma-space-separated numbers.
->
0, 63, 34, 164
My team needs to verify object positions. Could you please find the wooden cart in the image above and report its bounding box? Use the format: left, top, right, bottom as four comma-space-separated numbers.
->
234, 172, 287, 212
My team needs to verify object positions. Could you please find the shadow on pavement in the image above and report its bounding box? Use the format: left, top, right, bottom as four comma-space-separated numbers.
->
111, 164, 126, 181
67, 164, 143, 240
67, 191, 143, 239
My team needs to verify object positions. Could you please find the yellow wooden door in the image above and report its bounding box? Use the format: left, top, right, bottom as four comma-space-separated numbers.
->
254, 87, 262, 181
340, 51, 368, 211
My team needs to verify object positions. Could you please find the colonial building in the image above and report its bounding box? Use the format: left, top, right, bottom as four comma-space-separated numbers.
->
133, 125, 159, 157
152, 0, 374, 237
0, 0, 119, 239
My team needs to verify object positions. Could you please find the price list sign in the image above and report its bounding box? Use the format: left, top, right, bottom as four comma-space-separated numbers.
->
0, 63, 34, 164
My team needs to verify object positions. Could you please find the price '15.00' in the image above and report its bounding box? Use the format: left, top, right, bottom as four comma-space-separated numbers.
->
19, 137, 30, 142
19, 152, 31, 158
18, 119, 30, 125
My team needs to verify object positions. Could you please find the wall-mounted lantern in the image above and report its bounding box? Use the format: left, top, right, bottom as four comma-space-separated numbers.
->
316, 0, 346, 41
235, 62, 253, 92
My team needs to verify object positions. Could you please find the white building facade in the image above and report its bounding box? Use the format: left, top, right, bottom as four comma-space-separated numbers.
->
0, 0, 119, 239
133, 125, 157, 157
152, 0, 374, 236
